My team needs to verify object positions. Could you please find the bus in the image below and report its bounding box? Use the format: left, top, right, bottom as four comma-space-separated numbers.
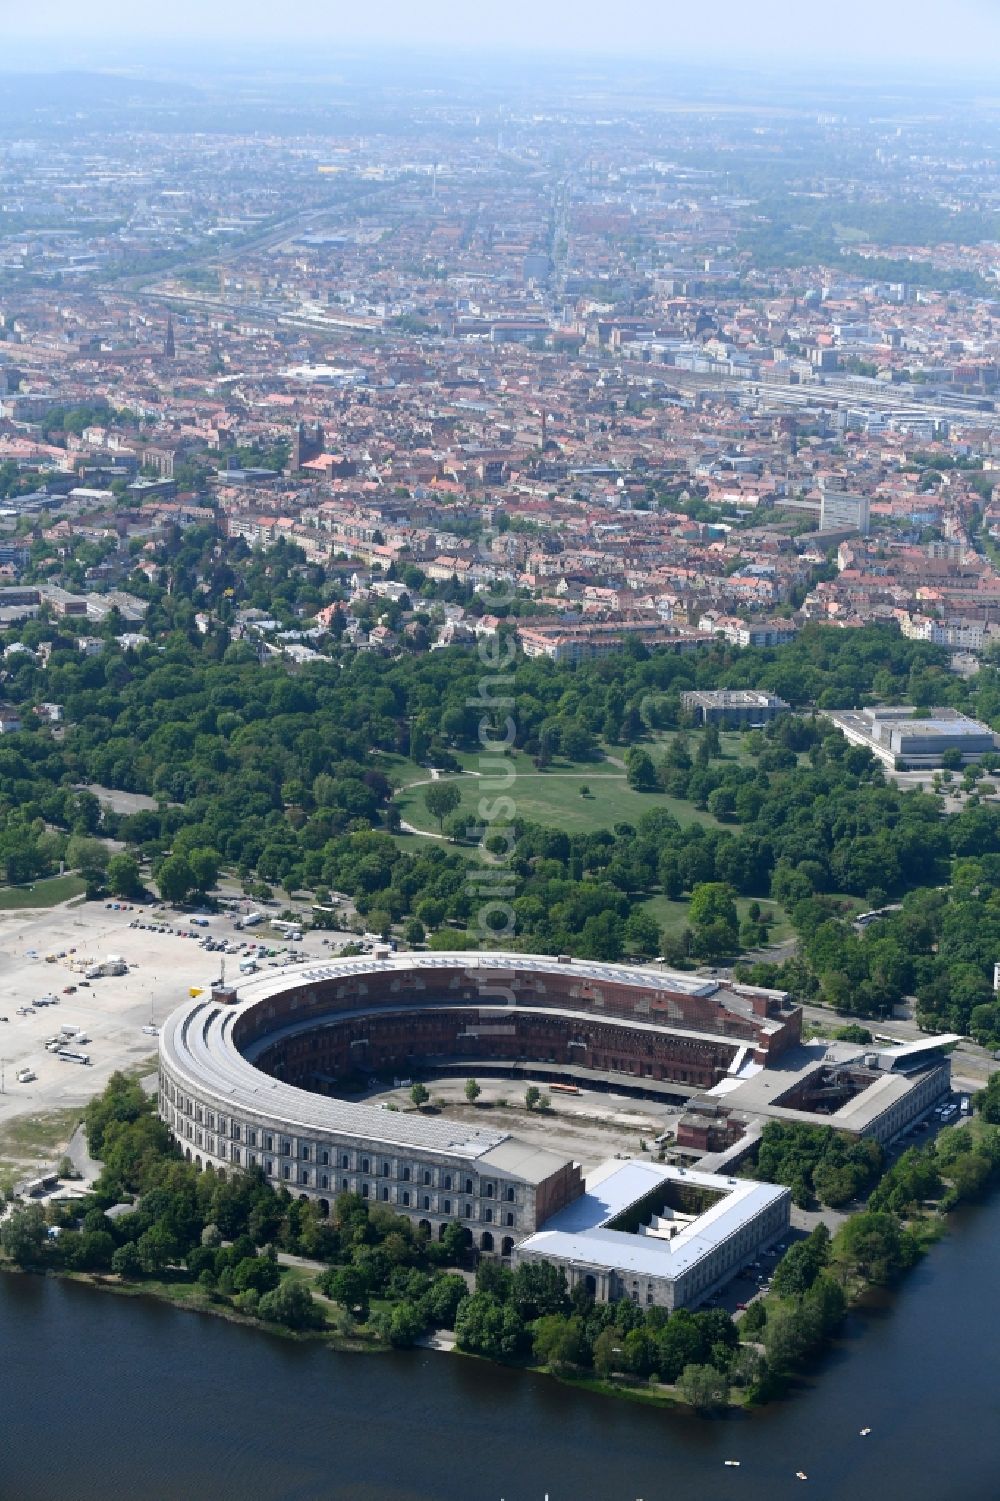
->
56, 1049, 90, 1066
549, 1082, 581, 1096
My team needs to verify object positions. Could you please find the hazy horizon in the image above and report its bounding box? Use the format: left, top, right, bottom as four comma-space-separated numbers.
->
3, 0, 1000, 73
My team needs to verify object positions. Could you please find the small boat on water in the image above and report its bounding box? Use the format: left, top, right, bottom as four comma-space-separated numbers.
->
860, 1427, 872, 1437
795, 1472, 808, 1481
724, 1460, 741, 1467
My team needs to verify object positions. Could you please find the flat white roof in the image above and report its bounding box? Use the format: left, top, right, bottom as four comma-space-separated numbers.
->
518, 1159, 788, 1280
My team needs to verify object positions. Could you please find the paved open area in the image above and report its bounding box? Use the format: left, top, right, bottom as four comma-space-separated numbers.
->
0, 893, 358, 1172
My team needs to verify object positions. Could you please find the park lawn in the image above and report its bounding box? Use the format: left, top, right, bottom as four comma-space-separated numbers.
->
449, 746, 609, 778
0, 875, 86, 910
387, 747, 615, 790
642, 729, 756, 766
641, 893, 793, 946
395, 768, 721, 839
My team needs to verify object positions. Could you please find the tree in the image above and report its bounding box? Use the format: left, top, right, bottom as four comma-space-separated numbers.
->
625, 747, 658, 791
384, 1299, 426, 1347
107, 853, 143, 900
0, 1203, 47, 1265
464, 1078, 482, 1105
323, 1265, 369, 1321
440, 1221, 471, 1265
111, 1241, 143, 1280
157, 853, 195, 904
532, 1313, 589, 1373
258, 1278, 325, 1330
624, 909, 661, 958
762, 1303, 814, 1374
137, 1225, 177, 1275
66, 835, 109, 886
770, 1227, 830, 1298
834, 1211, 917, 1286
67, 1229, 115, 1271
409, 1082, 429, 1109
426, 1273, 469, 1328
593, 1326, 628, 1377
656, 1311, 706, 1382
187, 847, 221, 893
454, 1292, 524, 1359
688, 882, 739, 931
233, 1250, 281, 1295
424, 782, 462, 831
677, 1363, 730, 1412
512, 1259, 569, 1320
706, 787, 737, 821
524, 1085, 541, 1112
976, 1074, 1000, 1124
84, 1070, 150, 1157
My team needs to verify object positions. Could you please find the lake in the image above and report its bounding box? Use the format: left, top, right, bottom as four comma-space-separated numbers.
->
1, 1196, 997, 1501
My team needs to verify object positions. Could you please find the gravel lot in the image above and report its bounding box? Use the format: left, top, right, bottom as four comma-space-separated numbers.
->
359, 1074, 680, 1175
0, 895, 354, 1149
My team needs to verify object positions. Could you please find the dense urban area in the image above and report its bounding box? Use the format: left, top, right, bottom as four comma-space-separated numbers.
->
4, 56, 1000, 1436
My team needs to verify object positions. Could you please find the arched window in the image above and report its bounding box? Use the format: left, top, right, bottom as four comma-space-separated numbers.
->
484, 1207, 493, 1223
443, 1199, 451, 1215
362, 1183, 369, 1199
505, 1212, 514, 1226
465, 1178, 473, 1195
486, 1183, 494, 1199
444, 1175, 452, 1191
423, 1195, 431, 1211
501, 1237, 514, 1257
480, 1231, 494, 1252
506, 1186, 515, 1202
341, 1154, 349, 1169
403, 1167, 411, 1182
362, 1158, 370, 1174
402, 1191, 410, 1206
423, 1170, 431, 1186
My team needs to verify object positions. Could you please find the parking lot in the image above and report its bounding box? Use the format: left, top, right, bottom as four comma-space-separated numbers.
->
0, 893, 357, 1160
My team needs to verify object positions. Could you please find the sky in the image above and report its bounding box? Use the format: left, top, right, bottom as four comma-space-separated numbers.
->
2, 0, 1000, 71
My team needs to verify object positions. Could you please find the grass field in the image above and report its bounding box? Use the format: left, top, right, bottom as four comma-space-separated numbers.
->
642, 729, 755, 765
0, 875, 86, 910
394, 749, 722, 838
0, 1106, 83, 1186
640, 893, 794, 945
